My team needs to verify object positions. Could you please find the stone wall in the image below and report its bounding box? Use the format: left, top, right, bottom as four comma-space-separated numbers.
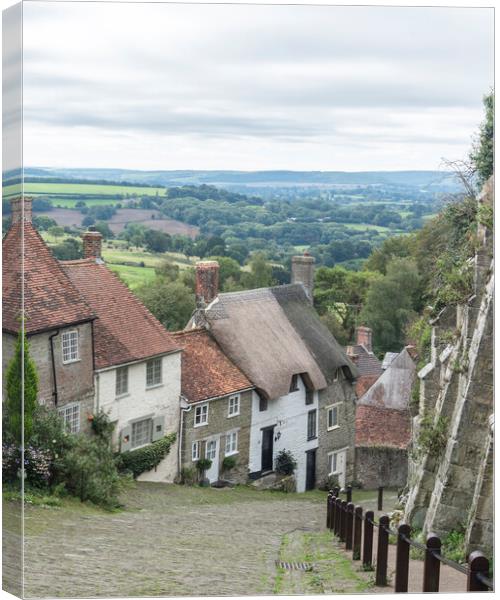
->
181, 389, 253, 484
355, 446, 408, 490
316, 377, 356, 488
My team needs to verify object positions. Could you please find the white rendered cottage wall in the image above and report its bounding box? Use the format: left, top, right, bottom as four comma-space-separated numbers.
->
95, 351, 181, 482
249, 376, 319, 493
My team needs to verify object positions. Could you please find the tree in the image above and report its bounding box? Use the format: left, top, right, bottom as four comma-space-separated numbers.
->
363, 235, 415, 275
5, 330, 38, 445
359, 258, 422, 354
207, 256, 241, 289
33, 215, 57, 231
241, 253, 273, 289
136, 280, 195, 331
51, 237, 83, 260
145, 229, 171, 253
469, 91, 494, 187
48, 225, 64, 241
155, 259, 180, 282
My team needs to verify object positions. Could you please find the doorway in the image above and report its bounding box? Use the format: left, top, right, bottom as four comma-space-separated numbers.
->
305, 449, 316, 491
261, 426, 275, 473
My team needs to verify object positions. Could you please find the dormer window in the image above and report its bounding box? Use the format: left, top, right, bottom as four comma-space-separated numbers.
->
62, 330, 79, 364
289, 374, 300, 393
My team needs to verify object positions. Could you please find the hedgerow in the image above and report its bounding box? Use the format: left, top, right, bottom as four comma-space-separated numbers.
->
116, 433, 176, 478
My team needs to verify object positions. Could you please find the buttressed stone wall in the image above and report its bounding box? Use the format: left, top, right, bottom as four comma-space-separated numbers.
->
404, 177, 493, 559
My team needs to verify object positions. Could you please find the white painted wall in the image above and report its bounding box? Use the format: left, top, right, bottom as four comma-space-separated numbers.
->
95, 351, 181, 482
249, 376, 319, 493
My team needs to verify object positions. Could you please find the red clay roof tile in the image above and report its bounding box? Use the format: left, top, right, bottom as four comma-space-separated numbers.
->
172, 328, 253, 403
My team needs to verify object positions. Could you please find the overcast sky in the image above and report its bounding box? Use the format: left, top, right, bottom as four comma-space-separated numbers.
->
21, 2, 493, 172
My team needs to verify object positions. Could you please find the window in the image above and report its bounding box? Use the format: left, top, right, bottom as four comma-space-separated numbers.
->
146, 358, 162, 387
194, 403, 208, 427
289, 374, 299, 392
225, 431, 238, 455
131, 419, 152, 448
307, 409, 317, 440
305, 389, 314, 405
58, 403, 80, 433
206, 440, 217, 460
115, 366, 128, 396
259, 395, 268, 412
228, 394, 240, 417
192, 441, 200, 461
328, 451, 338, 475
62, 330, 79, 363
327, 403, 341, 430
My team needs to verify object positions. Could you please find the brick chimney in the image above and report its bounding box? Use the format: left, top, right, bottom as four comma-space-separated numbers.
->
356, 326, 373, 352
11, 196, 32, 224
82, 231, 103, 260
195, 261, 219, 307
291, 251, 315, 303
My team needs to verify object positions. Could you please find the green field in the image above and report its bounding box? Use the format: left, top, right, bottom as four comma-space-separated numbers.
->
51, 197, 126, 208
108, 264, 157, 289
342, 223, 393, 233
3, 182, 166, 198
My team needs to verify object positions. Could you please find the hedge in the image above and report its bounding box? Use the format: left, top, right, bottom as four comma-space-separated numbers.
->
116, 433, 176, 478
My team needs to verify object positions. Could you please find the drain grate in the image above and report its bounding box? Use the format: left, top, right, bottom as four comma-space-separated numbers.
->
275, 560, 314, 572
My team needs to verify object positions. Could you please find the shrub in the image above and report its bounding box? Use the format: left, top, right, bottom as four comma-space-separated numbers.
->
179, 467, 197, 486
416, 413, 449, 458
24, 446, 52, 488
196, 458, 212, 474
275, 449, 297, 476
442, 529, 466, 563
222, 455, 237, 472
318, 474, 339, 491
2, 443, 21, 483
116, 434, 176, 478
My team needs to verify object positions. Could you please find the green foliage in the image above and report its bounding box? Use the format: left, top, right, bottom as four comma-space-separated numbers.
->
416, 413, 449, 458
196, 458, 212, 473
50, 237, 83, 260
222, 455, 237, 472
136, 279, 195, 331
407, 315, 432, 368
90, 411, 116, 439
469, 92, 494, 187
154, 259, 180, 282
242, 252, 274, 289
5, 330, 38, 445
363, 235, 415, 275
117, 433, 176, 479
478, 202, 493, 231
179, 467, 197, 485
359, 258, 422, 353
318, 474, 339, 491
275, 449, 297, 476
442, 529, 466, 563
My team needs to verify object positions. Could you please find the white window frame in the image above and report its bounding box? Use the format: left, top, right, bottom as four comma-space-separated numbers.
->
327, 402, 342, 431
307, 409, 317, 440
146, 357, 162, 388
192, 441, 200, 461
115, 366, 129, 397
58, 402, 80, 433
225, 430, 238, 456
131, 418, 152, 449
62, 330, 79, 364
194, 403, 209, 427
228, 394, 240, 417
328, 451, 339, 476
205, 439, 217, 460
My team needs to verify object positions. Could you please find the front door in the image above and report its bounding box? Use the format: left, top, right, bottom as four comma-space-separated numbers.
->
305, 449, 316, 491
261, 426, 274, 473
205, 438, 219, 483
337, 450, 347, 489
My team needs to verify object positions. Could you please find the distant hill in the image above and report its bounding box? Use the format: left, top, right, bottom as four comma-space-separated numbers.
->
7, 167, 462, 193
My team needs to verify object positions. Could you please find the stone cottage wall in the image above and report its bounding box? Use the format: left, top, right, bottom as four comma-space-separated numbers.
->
355, 446, 408, 489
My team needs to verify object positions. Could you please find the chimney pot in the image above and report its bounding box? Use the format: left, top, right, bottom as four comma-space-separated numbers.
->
82, 231, 103, 260
195, 261, 219, 307
356, 326, 373, 352
291, 252, 315, 303
11, 196, 33, 224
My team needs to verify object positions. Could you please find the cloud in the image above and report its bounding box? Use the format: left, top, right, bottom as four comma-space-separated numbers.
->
20, 2, 493, 170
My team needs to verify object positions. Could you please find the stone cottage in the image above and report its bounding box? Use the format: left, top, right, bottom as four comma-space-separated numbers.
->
346, 326, 383, 398
188, 255, 358, 492
3, 197, 96, 433
354, 348, 415, 489
172, 328, 254, 484
61, 232, 182, 482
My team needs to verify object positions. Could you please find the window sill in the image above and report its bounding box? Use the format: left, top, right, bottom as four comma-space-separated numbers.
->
327, 425, 340, 432
146, 383, 164, 391
115, 393, 130, 400
307, 435, 317, 442
227, 412, 240, 418
194, 422, 208, 428
62, 358, 81, 365
225, 450, 239, 457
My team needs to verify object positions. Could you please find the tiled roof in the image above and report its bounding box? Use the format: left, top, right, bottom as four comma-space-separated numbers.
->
355, 405, 411, 450
62, 259, 180, 369
2, 222, 95, 334
172, 328, 253, 403
346, 344, 383, 378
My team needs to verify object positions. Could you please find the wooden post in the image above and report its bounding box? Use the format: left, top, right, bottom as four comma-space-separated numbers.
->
340, 500, 347, 542
345, 502, 354, 550
394, 524, 411, 593
335, 498, 341, 536
423, 533, 441, 592
346, 484, 352, 503
353, 506, 362, 560
334, 486, 340, 498
330, 492, 336, 531
377, 486, 383, 511
375, 515, 390, 586
467, 552, 490, 592
363, 510, 374, 569
326, 491, 332, 529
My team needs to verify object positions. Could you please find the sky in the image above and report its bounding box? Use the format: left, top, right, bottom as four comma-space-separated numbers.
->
17, 2, 494, 172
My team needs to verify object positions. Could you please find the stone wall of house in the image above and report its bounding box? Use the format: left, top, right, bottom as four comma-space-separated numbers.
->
316, 377, 356, 488
181, 389, 253, 484
355, 446, 408, 490
404, 178, 493, 559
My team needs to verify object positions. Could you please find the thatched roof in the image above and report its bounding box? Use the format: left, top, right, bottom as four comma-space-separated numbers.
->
201, 284, 357, 400
357, 348, 415, 411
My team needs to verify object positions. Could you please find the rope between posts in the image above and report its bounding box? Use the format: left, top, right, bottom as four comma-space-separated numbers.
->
475, 572, 494, 589
427, 550, 468, 575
